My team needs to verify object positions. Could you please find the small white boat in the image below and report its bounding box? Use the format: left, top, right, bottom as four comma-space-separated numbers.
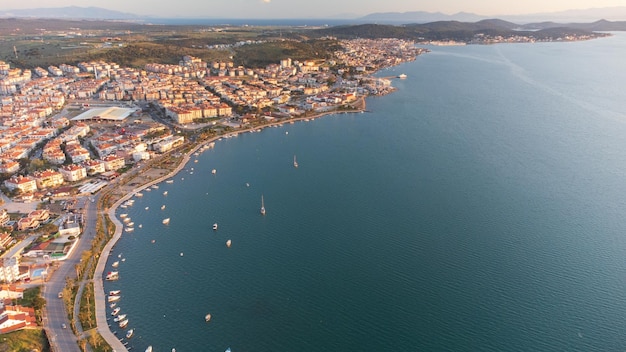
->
123, 217, 131, 223
163, 191, 168, 196
120, 214, 128, 218
260, 195, 266, 215
213, 223, 218, 230
111, 307, 121, 316
110, 303, 117, 309
127, 222, 134, 227
145, 207, 149, 210
145, 188, 151, 192
226, 239, 232, 248
139, 224, 143, 228
121, 258, 126, 262
108, 295, 121, 302
163, 218, 170, 225
205, 313, 211, 322
161, 205, 166, 210
120, 204, 127, 208
212, 169, 217, 175
166, 179, 174, 184
146, 346, 153, 352
112, 261, 119, 268
225, 348, 231, 352
126, 329, 134, 339
114, 314, 127, 322
398, 73, 407, 79
293, 155, 298, 168
152, 185, 159, 189
125, 227, 134, 232
110, 290, 121, 296
194, 159, 198, 163
106, 271, 119, 281
119, 319, 129, 328
136, 192, 143, 197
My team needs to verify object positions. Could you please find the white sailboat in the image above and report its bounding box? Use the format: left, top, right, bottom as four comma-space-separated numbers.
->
293, 155, 298, 168
260, 195, 266, 215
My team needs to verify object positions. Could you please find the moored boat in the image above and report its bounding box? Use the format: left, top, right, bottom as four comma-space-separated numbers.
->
106, 271, 119, 281
213, 223, 218, 230
226, 239, 232, 248
108, 295, 121, 302
109, 290, 121, 296
125, 227, 134, 232
163, 191, 168, 196
293, 155, 298, 168
212, 169, 217, 175
126, 329, 134, 339
112, 261, 119, 268
162, 218, 170, 225
111, 307, 121, 316
205, 313, 211, 322
119, 319, 129, 328
145, 346, 153, 352
114, 314, 127, 322
161, 205, 166, 210
260, 194, 266, 215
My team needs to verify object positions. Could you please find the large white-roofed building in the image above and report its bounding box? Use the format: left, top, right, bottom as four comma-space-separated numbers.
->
71, 107, 136, 122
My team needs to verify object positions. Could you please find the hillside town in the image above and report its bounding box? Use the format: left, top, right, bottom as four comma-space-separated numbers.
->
0, 37, 425, 334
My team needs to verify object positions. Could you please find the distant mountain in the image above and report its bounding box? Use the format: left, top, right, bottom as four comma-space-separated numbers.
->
359, 11, 485, 23
359, 7, 626, 24
0, 6, 141, 20
520, 19, 626, 31
501, 7, 626, 23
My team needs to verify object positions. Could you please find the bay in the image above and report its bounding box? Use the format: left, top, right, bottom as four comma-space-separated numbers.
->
106, 33, 626, 351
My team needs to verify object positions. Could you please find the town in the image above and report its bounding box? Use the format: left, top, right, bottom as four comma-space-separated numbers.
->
0, 36, 425, 347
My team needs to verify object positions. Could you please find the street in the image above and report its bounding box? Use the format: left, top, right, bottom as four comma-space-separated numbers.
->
43, 194, 100, 352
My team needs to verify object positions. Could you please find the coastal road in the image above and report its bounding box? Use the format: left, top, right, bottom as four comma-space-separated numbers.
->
43, 194, 100, 352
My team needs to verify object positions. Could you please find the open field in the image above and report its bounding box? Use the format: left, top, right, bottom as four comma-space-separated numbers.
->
0, 18, 335, 69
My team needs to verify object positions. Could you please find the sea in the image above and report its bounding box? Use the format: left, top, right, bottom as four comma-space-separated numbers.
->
106, 32, 626, 351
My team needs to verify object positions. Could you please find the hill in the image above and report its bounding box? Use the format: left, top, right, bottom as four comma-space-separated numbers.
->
313, 19, 617, 42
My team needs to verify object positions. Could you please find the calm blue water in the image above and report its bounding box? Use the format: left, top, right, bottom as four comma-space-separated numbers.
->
106, 33, 626, 351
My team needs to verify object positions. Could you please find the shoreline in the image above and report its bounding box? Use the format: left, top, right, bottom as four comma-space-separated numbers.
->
93, 98, 367, 350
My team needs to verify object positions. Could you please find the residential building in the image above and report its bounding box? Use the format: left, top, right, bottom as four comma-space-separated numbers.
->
3, 176, 37, 194
32, 169, 64, 189
102, 155, 125, 171
59, 164, 87, 182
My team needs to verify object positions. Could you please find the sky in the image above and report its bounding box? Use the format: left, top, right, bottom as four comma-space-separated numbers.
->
0, 0, 625, 18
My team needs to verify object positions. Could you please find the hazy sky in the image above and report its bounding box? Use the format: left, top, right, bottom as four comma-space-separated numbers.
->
1, 0, 624, 18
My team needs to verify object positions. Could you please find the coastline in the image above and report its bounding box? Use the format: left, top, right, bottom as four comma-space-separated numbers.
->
93, 97, 367, 350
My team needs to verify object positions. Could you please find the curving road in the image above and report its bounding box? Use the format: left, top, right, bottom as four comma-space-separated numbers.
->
43, 195, 99, 352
